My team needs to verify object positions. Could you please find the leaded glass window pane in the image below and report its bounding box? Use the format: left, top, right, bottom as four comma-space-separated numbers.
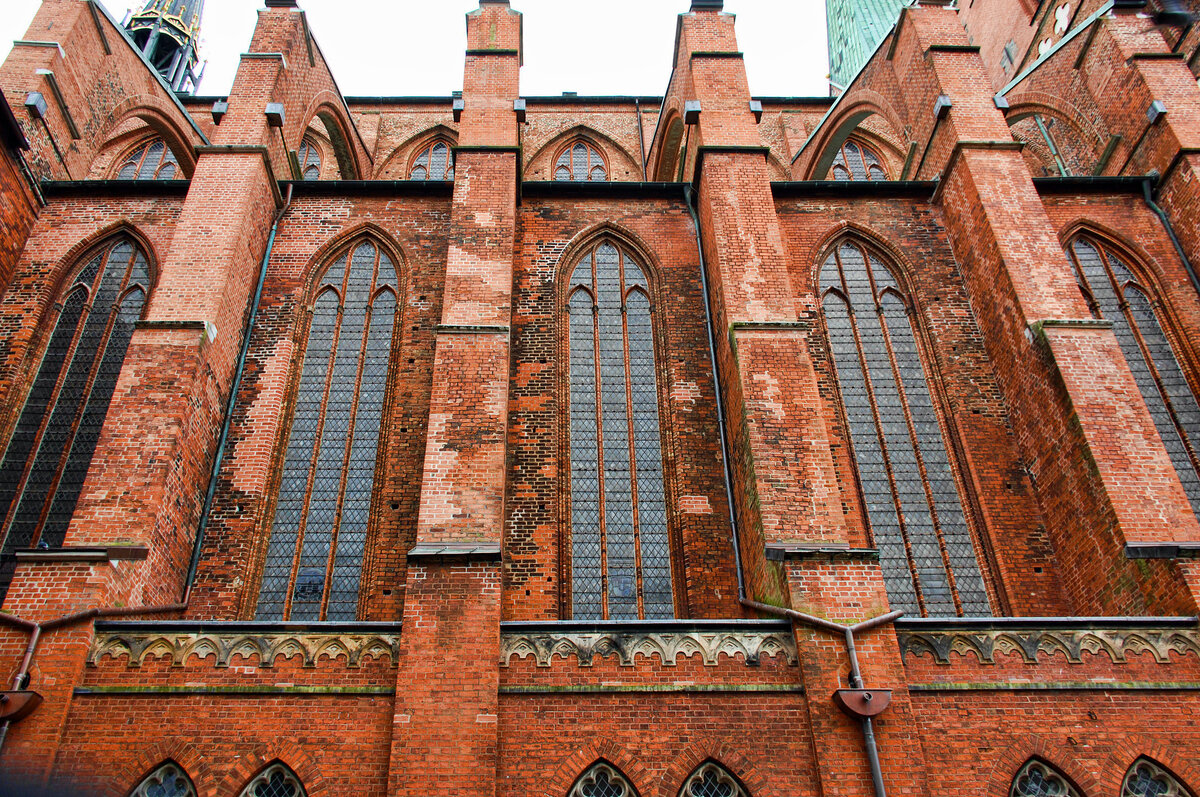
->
0, 239, 150, 600
679, 763, 749, 797
117, 138, 182, 180
829, 137, 887, 181
1067, 238, 1200, 517
255, 241, 400, 620
1010, 760, 1080, 797
239, 763, 307, 797
129, 761, 196, 797
1123, 758, 1194, 797
298, 137, 321, 181
410, 141, 454, 180
569, 763, 635, 797
820, 241, 989, 617
568, 242, 673, 619
555, 140, 608, 181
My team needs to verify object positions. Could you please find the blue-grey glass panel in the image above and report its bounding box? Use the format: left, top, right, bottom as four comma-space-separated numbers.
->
255, 289, 338, 620
327, 291, 394, 621
40, 288, 144, 548
596, 243, 636, 618
624, 254, 647, 290
1126, 285, 1200, 514
137, 141, 164, 180
5, 243, 130, 551
823, 285, 919, 613
130, 251, 150, 288
322, 253, 347, 291
429, 143, 450, 181
883, 294, 989, 615
0, 288, 86, 544
77, 251, 103, 287
572, 143, 587, 181
845, 142, 868, 181
569, 288, 602, 618
377, 252, 397, 289
570, 254, 591, 289
117, 146, 142, 180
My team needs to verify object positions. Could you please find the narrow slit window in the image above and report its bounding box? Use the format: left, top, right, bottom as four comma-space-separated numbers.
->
820, 240, 990, 617
1067, 237, 1200, 518
828, 137, 887, 181
255, 240, 399, 621
555, 140, 608, 181
410, 140, 454, 181
116, 138, 181, 180
0, 238, 150, 600
568, 241, 672, 619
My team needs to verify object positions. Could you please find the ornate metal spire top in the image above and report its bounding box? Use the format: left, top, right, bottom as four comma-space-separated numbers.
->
125, 0, 205, 93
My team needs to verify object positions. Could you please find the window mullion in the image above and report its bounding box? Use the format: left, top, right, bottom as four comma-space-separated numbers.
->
589, 262, 609, 620
619, 286, 645, 620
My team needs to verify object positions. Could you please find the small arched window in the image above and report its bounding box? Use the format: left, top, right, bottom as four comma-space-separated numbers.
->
117, 137, 181, 180
679, 762, 749, 797
129, 761, 196, 797
1010, 760, 1080, 797
820, 240, 990, 617
1066, 237, 1200, 517
1123, 758, 1194, 797
829, 138, 887, 181
555, 140, 608, 181
0, 238, 150, 598
255, 239, 400, 621
239, 763, 307, 797
410, 140, 454, 180
298, 137, 322, 181
567, 240, 672, 619
569, 762, 636, 797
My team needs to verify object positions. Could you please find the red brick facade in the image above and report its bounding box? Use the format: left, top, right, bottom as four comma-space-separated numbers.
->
0, 0, 1198, 794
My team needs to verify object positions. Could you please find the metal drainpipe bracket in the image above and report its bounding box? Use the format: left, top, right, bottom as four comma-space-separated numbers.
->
833, 688, 892, 719
0, 691, 43, 723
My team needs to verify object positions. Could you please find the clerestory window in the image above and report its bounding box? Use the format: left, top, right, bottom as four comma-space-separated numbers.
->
129, 761, 196, 797
567, 240, 672, 619
1066, 237, 1200, 518
829, 138, 887, 181
679, 762, 749, 797
255, 239, 399, 621
555, 140, 608, 181
569, 763, 636, 797
1122, 758, 1194, 797
410, 140, 454, 181
0, 237, 150, 598
1010, 760, 1080, 797
298, 136, 322, 181
239, 763, 307, 797
116, 137, 181, 180
820, 240, 990, 617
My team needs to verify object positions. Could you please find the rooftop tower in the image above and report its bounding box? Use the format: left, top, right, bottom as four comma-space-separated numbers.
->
125, 0, 204, 92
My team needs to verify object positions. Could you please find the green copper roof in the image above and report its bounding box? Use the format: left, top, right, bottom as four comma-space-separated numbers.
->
827, 0, 908, 90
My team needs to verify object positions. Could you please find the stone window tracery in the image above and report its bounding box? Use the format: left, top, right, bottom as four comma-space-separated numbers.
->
555, 140, 608, 181
569, 763, 636, 797
255, 239, 399, 621
1066, 237, 1200, 518
410, 140, 454, 180
116, 137, 181, 180
1010, 760, 1081, 797
820, 240, 990, 617
239, 763, 307, 797
0, 237, 150, 599
829, 138, 887, 181
1122, 758, 1194, 797
129, 761, 196, 797
679, 762, 749, 797
298, 136, 321, 181
567, 240, 673, 619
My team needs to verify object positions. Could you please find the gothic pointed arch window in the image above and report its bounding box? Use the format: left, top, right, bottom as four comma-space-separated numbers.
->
820, 239, 990, 617
567, 239, 673, 619
679, 762, 750, 797
1123, 758, 1194, 797
555, 139, 608, 181
1010, 759, 1081, 797
1066, 236, 1200, 518
410, 140, 454, 180
255, 238, 400, 621
239, 763, 307, 797
116, 137, 181, 180
129, 761, 196, 797
297, 136, 322, 181
569, 762, 637, 797
0, 237, 151, 597
828, 137, 887, 181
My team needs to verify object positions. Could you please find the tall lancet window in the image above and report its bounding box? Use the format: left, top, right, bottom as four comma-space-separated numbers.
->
0, 238, 149, 597
568, 240, 673, 619
256, 239, 399, 621
1067, 237, 1200, 517
820, 240, 990, 617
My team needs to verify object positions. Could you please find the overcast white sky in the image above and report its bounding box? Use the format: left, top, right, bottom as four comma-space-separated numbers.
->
0, 0, 829, 98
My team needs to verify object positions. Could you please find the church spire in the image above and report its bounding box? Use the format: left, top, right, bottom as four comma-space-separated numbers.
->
125, 0, 205, 93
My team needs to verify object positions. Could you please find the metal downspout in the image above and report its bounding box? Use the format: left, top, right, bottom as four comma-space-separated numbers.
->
1142, 176, 1200, 296
182, 183, 293, 600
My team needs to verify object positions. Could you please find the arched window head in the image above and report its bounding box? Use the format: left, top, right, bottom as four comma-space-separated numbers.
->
117, 137, 181, 180
410, 140, 454, 180
569, 763, 636, 797
568, 240, 673, 620
820, 240, 990, 617
239, 763, 307, 797
679, 762, 749, 797
1010, 760, 1080, 797
555, 140, 608, 181
129, 761, 196, 797
0, 237, 150, 600
1123, 758, 1194, 797
255, 239, 400, 621
298, 137, 322, 181
1066, 237, 1200, 518
828, 137, 887, 181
